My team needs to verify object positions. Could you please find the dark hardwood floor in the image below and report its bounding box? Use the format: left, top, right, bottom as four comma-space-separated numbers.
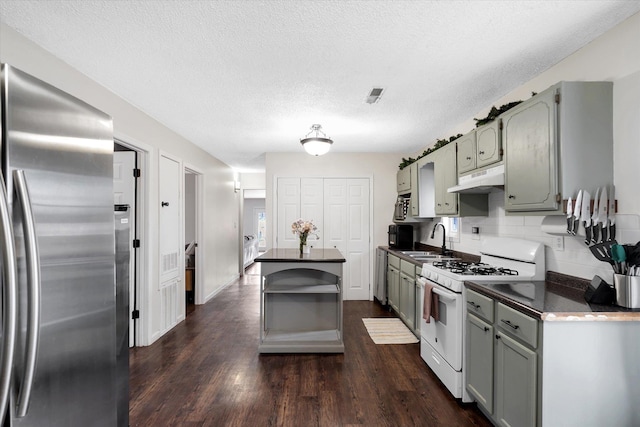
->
129, 263, 491, 426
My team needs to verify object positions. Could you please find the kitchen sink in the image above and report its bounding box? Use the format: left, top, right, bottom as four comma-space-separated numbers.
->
400, 251, 436, 256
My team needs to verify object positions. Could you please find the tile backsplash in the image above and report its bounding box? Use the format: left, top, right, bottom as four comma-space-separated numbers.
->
417, 191, 640, 283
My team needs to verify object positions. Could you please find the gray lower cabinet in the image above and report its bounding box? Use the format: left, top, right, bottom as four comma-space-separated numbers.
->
466, 314, 494, 413
398, 260, 416, 331
387, 255, 400, 312
466, 288, 539, 427
495, 331, 537, 427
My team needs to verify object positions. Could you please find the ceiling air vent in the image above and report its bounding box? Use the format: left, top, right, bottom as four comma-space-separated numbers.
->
365, 87, 384, 104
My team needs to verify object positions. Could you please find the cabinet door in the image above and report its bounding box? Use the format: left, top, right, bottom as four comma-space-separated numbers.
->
276, 178, 301, 248
397, 167, 411, 194
495, 332, 537, 427
476, 120, 502, 168
409, 162, 420, 216
503, 89, 558, 211
301, 178, 324, 248
387, 265, 399, 312
466, 314, 494, 414
399, 273, 415, 330
456, 132, 477, 174
435, 144, 458, 216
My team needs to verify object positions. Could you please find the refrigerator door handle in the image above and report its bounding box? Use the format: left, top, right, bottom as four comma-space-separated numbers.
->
0, 173, 18, 421
13, 170, 41, 418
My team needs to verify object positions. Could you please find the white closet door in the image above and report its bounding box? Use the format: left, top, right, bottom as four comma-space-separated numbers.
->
159, 154, 181, 285
276, 177, 301, 248
345, 179, 371, 300
323, 179, 347, 254
301, 178, 324, 248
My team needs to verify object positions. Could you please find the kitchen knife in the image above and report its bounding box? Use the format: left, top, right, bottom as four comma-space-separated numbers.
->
598, 186, 608, 243
566, 196, 573, 234
590, 187, 600, 244
581, 190, 591, 245
608, 185, 616, 241
572, 190, 582, 235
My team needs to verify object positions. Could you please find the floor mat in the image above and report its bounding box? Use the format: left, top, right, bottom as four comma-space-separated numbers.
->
361, 318, 419, 344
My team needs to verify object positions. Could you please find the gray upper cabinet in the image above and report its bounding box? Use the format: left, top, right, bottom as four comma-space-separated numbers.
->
435, 143, 459, 216
503, 81, 613, 214
476, 120, 502, 168
457, 120, 502, 176
397, 166, 411, 194
456, 131, 477, 174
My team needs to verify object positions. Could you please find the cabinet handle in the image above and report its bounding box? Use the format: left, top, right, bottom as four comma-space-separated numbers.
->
495, 334, 501, 340
479, 151, 485, 155
467, 301, 479, 309
501, 319, 520, 330
445, 202, 449, 206
508, 195, 516, 199
483, 327, 490, 332
161, 201, 170, 207
466, 156, 472, 160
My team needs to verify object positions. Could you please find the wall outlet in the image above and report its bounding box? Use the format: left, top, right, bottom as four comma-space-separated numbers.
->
553, 236, 564, 251
471, 226, 480, 240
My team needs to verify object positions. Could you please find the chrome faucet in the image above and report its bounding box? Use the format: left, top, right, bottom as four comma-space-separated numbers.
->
431, 223, 447, 255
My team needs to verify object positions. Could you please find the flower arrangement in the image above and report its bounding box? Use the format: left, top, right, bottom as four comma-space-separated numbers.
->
291, 219, 318, 254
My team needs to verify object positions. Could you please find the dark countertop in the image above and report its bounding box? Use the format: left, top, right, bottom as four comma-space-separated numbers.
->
465, 280, 640, 322
256, 248, 345, 263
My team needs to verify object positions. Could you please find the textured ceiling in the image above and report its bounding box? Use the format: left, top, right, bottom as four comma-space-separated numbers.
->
1, 1, 639, 171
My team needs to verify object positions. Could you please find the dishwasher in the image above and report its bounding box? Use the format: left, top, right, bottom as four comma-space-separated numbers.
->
374, 248, 388, 306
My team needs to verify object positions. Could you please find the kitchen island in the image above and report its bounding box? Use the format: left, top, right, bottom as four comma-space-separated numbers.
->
255, 248, 346, 353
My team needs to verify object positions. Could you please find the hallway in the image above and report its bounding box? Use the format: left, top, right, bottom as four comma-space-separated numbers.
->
129, 263, 490, 426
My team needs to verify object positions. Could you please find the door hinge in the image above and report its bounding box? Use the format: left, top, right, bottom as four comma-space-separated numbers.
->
132, 310, 140, 319
556, 193, 562, 203
133, 168, 141, 178
555, 93, 560, 104
133, 239, 140, 248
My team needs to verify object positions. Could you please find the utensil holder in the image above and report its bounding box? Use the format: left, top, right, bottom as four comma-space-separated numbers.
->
613, 274, 640, 309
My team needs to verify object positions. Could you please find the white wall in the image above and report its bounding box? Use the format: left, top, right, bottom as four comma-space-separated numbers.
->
265, 152, 402, 251
0, 23, 240, 345
416, 13, 640, 281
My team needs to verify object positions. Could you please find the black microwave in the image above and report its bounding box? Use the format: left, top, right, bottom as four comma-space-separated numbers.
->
388, 224, 413, 249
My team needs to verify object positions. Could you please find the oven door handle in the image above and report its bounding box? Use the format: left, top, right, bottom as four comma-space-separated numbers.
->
432, 287, 456, 302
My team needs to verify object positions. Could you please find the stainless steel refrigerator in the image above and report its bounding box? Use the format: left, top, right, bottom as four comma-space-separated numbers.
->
1, 64, 119, 426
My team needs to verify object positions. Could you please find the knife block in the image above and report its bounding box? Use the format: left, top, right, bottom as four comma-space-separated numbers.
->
584, 275, 615, 305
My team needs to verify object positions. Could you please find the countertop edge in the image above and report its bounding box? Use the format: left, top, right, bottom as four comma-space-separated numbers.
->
465, 281, 640, 322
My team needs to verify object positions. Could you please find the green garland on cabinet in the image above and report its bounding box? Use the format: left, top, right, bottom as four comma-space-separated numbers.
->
399, 91, 538, 170
399, 134, 462, 170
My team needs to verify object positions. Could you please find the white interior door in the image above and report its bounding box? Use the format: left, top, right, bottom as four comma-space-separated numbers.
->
345, 179, 370, 300
301, 178, 324, 248
323, 179, 347, 255
276, 178, 300, 248
113, 150, 136, 347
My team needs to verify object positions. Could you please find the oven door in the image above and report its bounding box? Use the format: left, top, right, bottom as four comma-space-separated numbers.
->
418, 277, 463, 371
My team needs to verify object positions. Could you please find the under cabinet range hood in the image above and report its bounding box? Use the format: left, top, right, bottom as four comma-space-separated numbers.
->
448, 164, 505, 194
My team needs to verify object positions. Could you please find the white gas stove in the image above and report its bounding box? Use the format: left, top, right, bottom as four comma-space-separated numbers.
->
416, 237, 545, 402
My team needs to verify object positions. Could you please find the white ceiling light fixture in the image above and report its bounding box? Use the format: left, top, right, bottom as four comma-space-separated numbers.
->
300, 124, 333, 156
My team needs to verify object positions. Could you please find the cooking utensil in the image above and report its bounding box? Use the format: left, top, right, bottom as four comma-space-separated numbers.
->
597, 186, 608, 242
608, 185, 616, 241
590, 187, 600, 244
581, 190, 591, 245
572, 190, 582, 235
566, 196, 573, 234
589, 240, 619, 272
611, 244, 626, 274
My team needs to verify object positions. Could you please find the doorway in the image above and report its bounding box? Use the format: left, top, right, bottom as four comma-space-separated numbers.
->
184, 166, 203, 314
114, 141, 139, 347
242, 189, 265, 270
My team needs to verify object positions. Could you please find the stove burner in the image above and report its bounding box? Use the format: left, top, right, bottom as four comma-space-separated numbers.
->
432, 261, 519, 276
